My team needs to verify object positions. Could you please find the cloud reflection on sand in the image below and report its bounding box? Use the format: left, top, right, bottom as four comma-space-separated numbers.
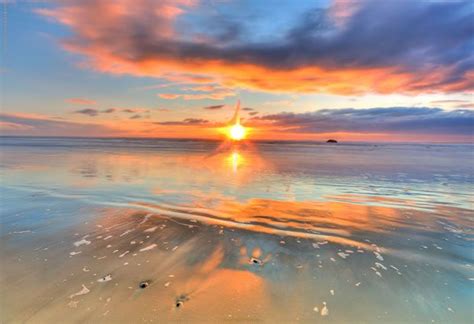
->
1, 193, 472, 322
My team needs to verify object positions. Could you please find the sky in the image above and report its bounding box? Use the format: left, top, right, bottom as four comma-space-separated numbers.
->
0, 0, 473, 142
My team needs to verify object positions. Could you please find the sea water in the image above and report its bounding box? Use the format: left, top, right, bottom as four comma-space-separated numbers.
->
0, 137, 472, 322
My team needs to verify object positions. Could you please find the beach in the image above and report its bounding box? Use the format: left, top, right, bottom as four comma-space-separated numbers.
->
1, 137, 473, 323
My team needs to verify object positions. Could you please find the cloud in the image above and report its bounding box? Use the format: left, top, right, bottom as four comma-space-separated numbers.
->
159, 93, 231, 100
74, 108, 100, 116
158, 94, 181, 100
430, 99, 474, 109
251, 107, 474, 136
39, 0, 473, 95
155, 118, 210, 126
263, 100, 294, 108
0, 120, 34, 131
158, 87, 235, 100
456, 103, 474, 109
0, 113, 206, 138
184, 85, 221, 92
431, 100, 468, 105
65, 98, 97, 105
0, 113, 121, 136
72, 107, 151, 117
120, 108, 150, 113
130, 114, 142, 119
241, 107, 259, 115
203, 105, 224, 110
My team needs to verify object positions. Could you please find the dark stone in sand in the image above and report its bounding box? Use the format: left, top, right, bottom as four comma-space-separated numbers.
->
250, 257, 262, 265
326, 139, 338, 143
139, 280, 150, 289
175, 294, 189, 308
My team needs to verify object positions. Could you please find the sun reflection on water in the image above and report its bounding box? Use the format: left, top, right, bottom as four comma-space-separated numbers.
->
229, 150, 243, 173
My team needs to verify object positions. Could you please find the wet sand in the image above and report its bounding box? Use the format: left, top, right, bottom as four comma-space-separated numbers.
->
2, 198, 472, 323
0, 138, 473, 323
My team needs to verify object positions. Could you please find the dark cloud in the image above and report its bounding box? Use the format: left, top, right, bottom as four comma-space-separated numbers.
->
74, 108, 99, 117
155, 118, 210, 126
72, 107, 153, 118
186, 0, 472, 91
431, 100, 468, 104
251, 107, 474, 136
248, 111, 259, 116
242, 107, 254, 111
203, 105, 224, 110
283, 1, 473, 74
122, 108, 150, 114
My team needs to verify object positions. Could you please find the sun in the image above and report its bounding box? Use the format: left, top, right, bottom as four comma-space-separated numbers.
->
228, 123, 246, 141
222, 100, 248, 141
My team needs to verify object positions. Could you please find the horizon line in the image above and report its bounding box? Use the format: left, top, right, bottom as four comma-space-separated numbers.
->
0, 135, 472, 146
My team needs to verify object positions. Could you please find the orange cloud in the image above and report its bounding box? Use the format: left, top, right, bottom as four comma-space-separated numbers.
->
158, 94, 182, 99
38, 0, 473, 95
65, 98, 97, 105
59, 41, 474, 96
157, 87, 235, 100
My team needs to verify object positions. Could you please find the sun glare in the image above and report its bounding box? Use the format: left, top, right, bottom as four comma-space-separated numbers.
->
229, 123, 246, 141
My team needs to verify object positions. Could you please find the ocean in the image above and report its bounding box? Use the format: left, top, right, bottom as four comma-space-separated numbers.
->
0, 137, 472, 323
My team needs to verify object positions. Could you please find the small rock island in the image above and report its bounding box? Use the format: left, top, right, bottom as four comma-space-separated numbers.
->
326, 139, 338, 143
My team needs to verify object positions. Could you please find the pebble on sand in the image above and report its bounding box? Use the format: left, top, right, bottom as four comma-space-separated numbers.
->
69, 284, 90, 299
139, 244, 157, 252
97, 274, 112, 282
321, 302, 329, 316
74, 238, 91, 247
